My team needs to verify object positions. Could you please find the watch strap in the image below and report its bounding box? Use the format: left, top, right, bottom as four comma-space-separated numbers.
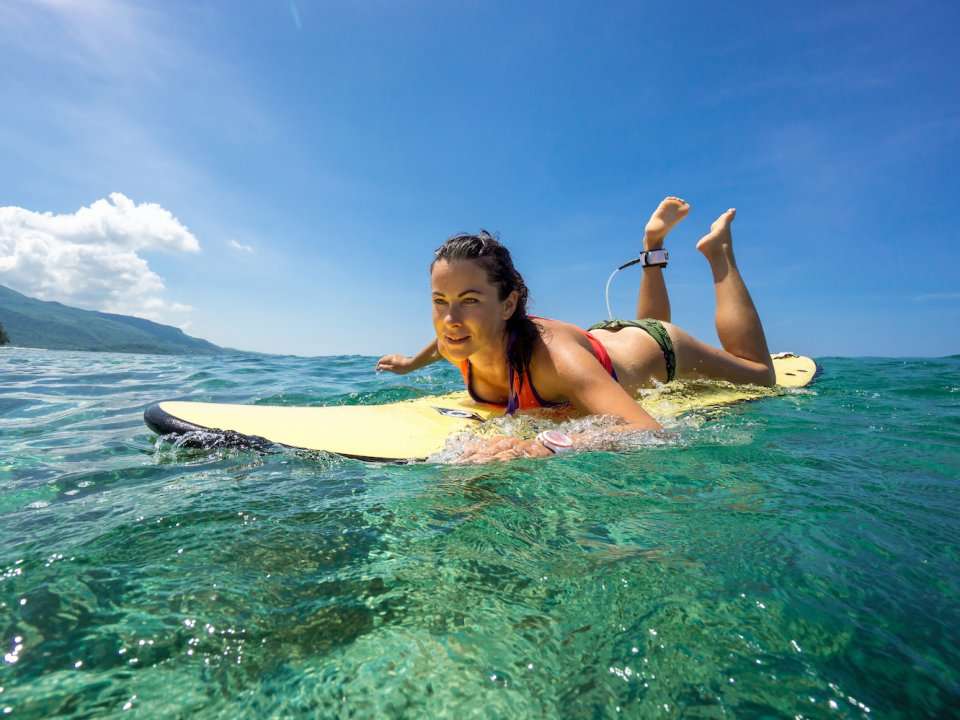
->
639, 249, 669, 268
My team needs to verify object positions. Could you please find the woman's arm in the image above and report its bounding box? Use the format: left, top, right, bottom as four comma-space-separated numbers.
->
556, 343, 661, 432
375, 339, 441, 374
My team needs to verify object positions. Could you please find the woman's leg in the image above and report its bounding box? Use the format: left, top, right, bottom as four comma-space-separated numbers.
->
636, 196, 690, 322
669, 208, 776, 386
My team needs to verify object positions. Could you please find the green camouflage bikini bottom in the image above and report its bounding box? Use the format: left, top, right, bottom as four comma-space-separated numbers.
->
587, 318, 676, 383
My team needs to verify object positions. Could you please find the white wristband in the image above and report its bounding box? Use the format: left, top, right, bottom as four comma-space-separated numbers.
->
537, 430, 574, 454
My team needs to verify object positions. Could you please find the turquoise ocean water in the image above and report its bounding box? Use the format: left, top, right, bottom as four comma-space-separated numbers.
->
1, 348, 958, 718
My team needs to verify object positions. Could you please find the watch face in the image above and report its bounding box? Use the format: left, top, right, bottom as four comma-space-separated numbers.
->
542, 430, 573, 448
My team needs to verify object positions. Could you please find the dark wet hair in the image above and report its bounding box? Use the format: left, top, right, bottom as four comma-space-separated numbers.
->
432, 230, 540, 409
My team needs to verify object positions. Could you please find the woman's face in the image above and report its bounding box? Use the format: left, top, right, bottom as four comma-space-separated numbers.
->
431, 259, 517, 362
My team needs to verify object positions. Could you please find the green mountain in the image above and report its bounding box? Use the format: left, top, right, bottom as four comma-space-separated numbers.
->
0, 284, 222, 355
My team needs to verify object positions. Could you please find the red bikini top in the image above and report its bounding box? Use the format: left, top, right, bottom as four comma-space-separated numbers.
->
455, 320, 617, 413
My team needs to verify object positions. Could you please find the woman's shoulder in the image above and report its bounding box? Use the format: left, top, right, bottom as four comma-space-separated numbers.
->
527, 317, 610, 402
531, 316, 582, 336
530, 317, 595, 366
532, 317, 590, 342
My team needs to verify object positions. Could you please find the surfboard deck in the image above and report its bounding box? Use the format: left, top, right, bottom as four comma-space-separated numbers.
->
144, 353, 816, 461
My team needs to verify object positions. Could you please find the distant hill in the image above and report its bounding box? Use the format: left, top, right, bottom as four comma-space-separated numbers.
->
0, 284, 222, 355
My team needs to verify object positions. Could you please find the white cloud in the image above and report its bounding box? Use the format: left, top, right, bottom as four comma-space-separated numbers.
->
0, 193, 199, 324
229, 239, 254, 254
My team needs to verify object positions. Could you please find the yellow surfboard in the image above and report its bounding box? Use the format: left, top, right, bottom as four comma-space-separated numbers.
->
144, 353, 816, 461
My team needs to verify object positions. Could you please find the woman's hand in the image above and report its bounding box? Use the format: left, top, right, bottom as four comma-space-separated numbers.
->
375, 354, 415, 374
455, 435, 554, 464
376, 340, 441, 375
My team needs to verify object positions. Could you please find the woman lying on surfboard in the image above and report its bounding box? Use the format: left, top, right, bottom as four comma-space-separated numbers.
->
376, 197, 775, 463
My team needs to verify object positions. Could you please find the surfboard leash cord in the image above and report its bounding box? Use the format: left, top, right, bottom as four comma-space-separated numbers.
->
604, 249, 670, 320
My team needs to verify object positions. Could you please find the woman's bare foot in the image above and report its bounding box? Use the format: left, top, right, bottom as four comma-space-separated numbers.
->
696, 208, 736, 259
643, 196, 690, 250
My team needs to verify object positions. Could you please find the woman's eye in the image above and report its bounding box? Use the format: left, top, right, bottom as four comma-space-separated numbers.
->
462, 298, 478, 304
433, 298, 447, 305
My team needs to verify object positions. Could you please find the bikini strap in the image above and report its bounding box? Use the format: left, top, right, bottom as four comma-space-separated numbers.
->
505, 325, 520, 415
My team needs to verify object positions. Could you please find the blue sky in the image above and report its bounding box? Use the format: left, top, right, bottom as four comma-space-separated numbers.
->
1, 0, 957, 357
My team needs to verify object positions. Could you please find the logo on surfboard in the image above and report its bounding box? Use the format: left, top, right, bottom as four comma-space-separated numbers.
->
432, 406, 484, 421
